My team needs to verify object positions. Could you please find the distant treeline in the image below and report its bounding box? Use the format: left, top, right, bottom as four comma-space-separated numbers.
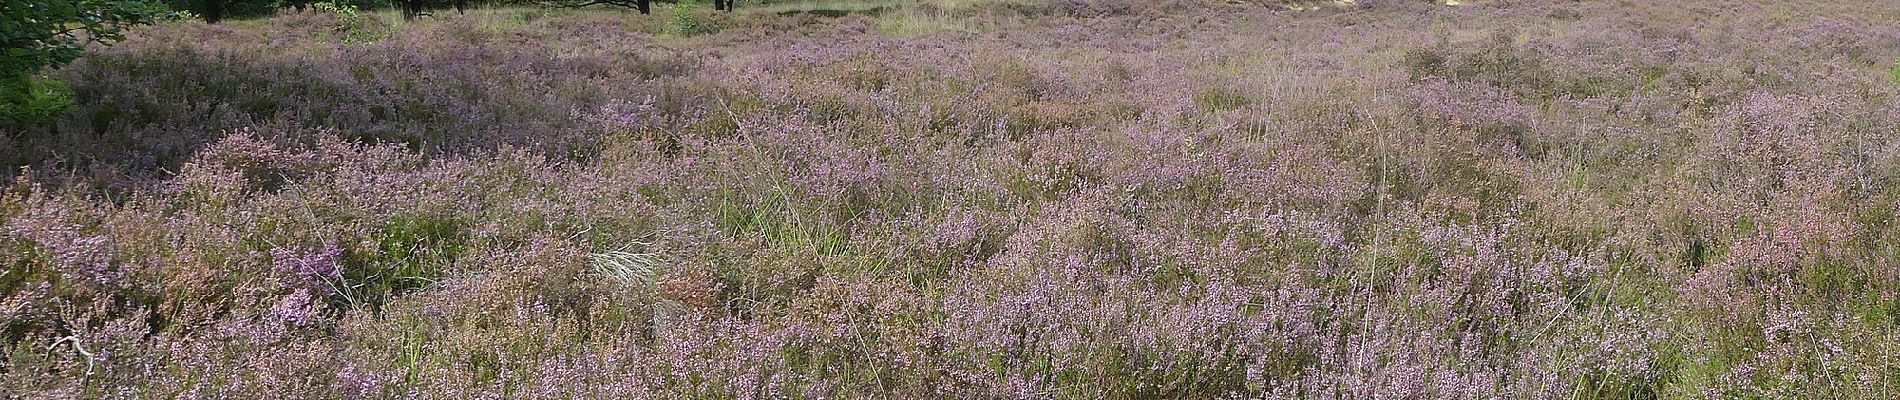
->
173, 0, 464, 22
180, 0, 736, 22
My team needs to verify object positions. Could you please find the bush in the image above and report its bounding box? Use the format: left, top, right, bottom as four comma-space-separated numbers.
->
0, 77, 74, 127
665, 3, 730, 37
5, 2, 1900, 398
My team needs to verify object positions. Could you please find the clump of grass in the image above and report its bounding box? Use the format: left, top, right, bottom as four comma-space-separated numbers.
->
337, 213, 468, 312
1192, 86, 1252, 113
589, 246, 665, 287
1888, 59, 1900, 86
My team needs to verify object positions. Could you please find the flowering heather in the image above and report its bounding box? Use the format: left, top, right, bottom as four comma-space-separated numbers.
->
3, 0, 1900, 398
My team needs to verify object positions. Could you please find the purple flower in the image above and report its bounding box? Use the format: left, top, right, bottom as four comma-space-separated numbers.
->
272, 244, 343, 290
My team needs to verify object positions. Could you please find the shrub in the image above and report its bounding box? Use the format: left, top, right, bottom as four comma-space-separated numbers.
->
665, 4, 728, 37
4, 1, 1900, 398
321, 2, 387, 39
0, 77, 75, 127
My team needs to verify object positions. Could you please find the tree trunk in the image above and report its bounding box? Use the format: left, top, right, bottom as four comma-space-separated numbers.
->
637, 0, 649, 14
205, 0, 225, 23
402, 0, 420, 20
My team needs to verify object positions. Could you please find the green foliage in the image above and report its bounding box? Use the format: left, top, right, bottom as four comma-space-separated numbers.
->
310, 0, 388, 42
295, 0, 390, 11
1, 0, 166, 125
1888, 60, 1900, 86
664, 3, 724, 37
309, 0, 355, 14
160, 8, 202, 21
337, 213, 468, 312
0, 76, 73, 126
161, 0, 282, 22
1192, 86, 1251, 113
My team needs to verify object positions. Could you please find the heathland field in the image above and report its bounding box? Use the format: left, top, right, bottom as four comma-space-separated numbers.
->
4, 0, 1900, 398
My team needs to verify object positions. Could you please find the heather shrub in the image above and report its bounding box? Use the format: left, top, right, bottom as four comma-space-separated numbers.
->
1404, 33, 1559, 96
6, 0, 1900, 398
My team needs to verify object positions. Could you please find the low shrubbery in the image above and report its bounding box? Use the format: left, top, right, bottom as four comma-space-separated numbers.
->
4, 0, 1900, 398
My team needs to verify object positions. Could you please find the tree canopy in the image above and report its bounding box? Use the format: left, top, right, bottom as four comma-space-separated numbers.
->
1, 0, 166, 124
